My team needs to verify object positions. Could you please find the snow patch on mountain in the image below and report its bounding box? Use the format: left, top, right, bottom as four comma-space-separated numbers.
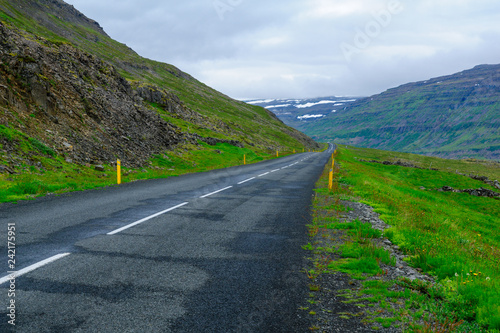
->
295, 100, 338, 108
297, 114, 325, 120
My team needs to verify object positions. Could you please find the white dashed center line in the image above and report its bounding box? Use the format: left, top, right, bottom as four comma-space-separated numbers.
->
0, 253, 71, 285
237, 177, 256, 185
107, 202, 189, 235
199, 186, 233, 199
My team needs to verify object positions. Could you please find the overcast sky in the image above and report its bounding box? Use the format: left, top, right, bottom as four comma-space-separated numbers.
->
65, 0, 500, 100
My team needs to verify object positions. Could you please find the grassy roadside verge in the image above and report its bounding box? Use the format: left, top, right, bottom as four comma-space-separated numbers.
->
0, 140, 311, 204
303, 146, 500, 332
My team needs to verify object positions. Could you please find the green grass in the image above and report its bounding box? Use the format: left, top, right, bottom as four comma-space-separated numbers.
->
306, 145, 500, 331
323, 219, 382, 239
0, 124, 16, 141
0, 140, 299, 203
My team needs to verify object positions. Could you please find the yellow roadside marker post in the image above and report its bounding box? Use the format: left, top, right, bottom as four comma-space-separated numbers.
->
328, 155, 335, 191
117, 160, 121, 185
244, 154, 246, 165
276, 151, 279, 157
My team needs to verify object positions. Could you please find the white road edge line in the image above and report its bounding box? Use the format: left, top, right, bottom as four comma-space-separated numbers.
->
200, 186, 233, 199
270, 169, 280, 173
258, 172, 270, 177
107, 202, 189, 235
0, 253, 71, 285
237, 177, 256, 185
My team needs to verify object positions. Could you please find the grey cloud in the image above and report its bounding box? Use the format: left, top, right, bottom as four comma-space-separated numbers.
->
66, 0, 500, 99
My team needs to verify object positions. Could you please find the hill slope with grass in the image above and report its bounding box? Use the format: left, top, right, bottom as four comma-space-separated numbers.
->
299, 65, 500, 160
0, 0, 319, 202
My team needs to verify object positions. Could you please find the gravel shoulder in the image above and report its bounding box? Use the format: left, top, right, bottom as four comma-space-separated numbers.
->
302, 192, 435, 332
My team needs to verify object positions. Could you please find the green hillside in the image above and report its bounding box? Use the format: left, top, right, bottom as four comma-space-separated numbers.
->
300, 65, 500, 160
0, 0, 319, 202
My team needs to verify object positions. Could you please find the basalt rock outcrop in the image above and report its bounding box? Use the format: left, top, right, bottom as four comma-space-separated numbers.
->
0, 23, 207, 167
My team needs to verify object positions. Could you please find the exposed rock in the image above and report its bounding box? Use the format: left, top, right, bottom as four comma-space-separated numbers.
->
360, 159, 426, 169
134, 83, 237, 137
468, 174, 500, 190
439, 186, 456, 192
196, 135, 244, 148
437, 186, 499, 197
0, 24, 185, 167
94, 165, 105, 172
469, 174, 489, 182
0, 165, 15, 174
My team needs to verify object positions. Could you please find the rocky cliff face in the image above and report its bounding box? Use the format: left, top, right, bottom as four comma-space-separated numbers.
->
0, 22, 186, 167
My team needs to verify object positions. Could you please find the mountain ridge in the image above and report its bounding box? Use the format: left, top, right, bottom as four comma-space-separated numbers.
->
257, 64, 500, 160
0, 0, 108, 36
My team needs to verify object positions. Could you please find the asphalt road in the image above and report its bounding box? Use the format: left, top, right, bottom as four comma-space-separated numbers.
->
0, 145, 334, 332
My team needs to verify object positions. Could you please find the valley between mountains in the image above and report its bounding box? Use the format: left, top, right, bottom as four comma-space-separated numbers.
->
249, 64, 500, 161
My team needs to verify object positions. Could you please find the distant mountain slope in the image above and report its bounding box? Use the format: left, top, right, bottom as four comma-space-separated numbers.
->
298, 65, 500, 160
246, 97, 359, 129
0, 0, 319, 170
